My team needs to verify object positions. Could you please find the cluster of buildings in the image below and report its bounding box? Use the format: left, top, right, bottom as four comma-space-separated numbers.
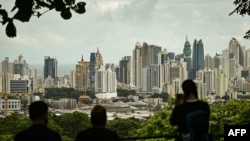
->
1, 36, 250, 117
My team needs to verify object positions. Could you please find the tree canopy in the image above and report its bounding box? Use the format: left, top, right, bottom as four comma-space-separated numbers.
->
230, 0, 250, 39
0, 0, 86, 38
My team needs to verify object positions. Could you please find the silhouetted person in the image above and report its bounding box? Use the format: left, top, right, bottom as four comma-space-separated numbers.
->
14, 101, 61, 141
75, 105, 121, 141
170, 79, 211, 141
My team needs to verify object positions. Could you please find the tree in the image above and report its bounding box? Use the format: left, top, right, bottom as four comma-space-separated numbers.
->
230, 0, 250, 39
136, 108, 177, 141
0, 0, 86, 38
106, 117, 141, 138
52, 111, 90, 138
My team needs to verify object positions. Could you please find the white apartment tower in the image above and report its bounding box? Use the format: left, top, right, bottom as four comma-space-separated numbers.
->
133, 42, 142, 90
95, 65, 117, 99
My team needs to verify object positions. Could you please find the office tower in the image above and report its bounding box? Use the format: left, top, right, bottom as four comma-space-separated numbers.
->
222, 48, 230, 79
89, 48, 103, 89
212, 53, 223, 69
95, 48, 103, 70
119, 56, 132, 85
95, 65, 117, 99
215, 66, 228, 97
245, 49, 250, 69
13, 54, 29, 76
158, 48, 167, 64
193, 79, 207, 99
133, 42, 142, 89
105, 63, 115, 72
183, 36, 192, 79
149, 64, 160, 93
1, 57, 13, 73
141, 42, 162, 67
205, 54, 212, 69
89, 52, 96, 88
162, 59, 188, 95
229, 37, 244, 67
44, 56, 57, 79
141, 66, 149, 92
75, 55, 89, 92
203, 69, 216, 93
191, 39, 205, 79
70, 70, 76, 88
0, 72, 13, 94
165, 52, 175, 61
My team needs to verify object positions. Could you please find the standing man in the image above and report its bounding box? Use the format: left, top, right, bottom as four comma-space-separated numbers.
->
75, 105, 121, 141
14, 101, 62, 141
170, 79, 211, 141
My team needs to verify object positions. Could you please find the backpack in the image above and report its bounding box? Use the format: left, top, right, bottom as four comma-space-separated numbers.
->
184, 109, 210, 141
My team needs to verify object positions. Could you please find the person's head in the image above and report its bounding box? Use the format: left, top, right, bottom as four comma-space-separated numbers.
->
29, 101, 48, 125
90, 105, 107, 128
182, 79, 198, 99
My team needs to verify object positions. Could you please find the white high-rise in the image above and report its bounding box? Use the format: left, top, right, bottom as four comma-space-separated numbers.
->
95, 65, 117, 99
133, 42, 142, 90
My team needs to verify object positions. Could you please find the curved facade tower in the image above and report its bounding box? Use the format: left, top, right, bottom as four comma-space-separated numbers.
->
229, 37, 244, 67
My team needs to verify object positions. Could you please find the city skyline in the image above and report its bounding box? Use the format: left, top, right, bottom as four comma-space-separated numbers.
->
1, 0, 250, 64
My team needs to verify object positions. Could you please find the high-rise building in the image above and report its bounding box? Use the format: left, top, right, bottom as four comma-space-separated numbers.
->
229, 37, 244, 67
89, 48, 103, 89
133, 42, 142, 89
1, 57, 13, 73
245, 49, 250, 69
141, 42, 162, 67
183, 36, 192, 79
205, 54, 212, 69
191, 39, 205, 79
119, 56, 131, 85
75, 55, 89, 92
13, 55, 29, 76
95, 65, 117, 99
212, 53, 223, 69
44, 56, 57, 79
0, 72, 13, 94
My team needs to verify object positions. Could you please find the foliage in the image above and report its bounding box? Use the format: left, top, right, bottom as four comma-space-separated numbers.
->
81, 99, 92, 105
117, 89, 137, 97
106, 117, 141, 138
136, 108, 178, 141
151, 93, 169, 102
0, 0, 86, 38
45, 88, 83, 100
230, 0, 250, 39
0, 100, 249, 140
52, 111, 91, 138
0, 112, 31, 135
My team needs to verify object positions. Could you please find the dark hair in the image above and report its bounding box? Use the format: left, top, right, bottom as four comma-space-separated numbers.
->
29, 101, 48, 121
182, 79, 198, 98
90, 105, 107, 126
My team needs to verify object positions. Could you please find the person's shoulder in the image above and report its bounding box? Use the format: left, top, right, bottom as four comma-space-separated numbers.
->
197, 100, 209, 106
14, 128, 29, 139
46, 127, 61, 136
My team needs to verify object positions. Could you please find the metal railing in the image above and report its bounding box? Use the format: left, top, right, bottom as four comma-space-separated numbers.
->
121, 135, 224, 140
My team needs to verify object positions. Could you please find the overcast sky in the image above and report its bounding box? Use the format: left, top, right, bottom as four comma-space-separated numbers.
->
1, 0, 250, 65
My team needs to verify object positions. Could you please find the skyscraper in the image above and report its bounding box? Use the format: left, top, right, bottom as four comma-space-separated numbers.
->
183, 36, 192, 79
191, 39, 205, 79
75, 55, 89, 92
1, 57, 13, 73
89, 48, 103, 89
44, 56, 57, 79
229, 37, 244, 67
13, 55, 29, 76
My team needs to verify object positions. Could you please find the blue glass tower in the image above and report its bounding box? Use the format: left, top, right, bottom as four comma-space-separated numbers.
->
191, 39, 205, 79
